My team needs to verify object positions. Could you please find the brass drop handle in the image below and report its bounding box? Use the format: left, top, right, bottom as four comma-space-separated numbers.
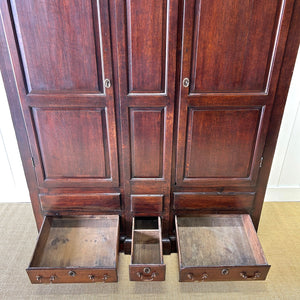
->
136, 272, 158, 281
36, 275, 56, 283
88, 273, 110, 282
187, 272, 208, 281
240, 271, 261, 279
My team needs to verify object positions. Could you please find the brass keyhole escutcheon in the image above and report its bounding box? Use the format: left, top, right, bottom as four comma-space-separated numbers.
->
221, 269, 229, 275
104, 78, 111, 88
68, 270, 76, 277
183, 78, 190, 88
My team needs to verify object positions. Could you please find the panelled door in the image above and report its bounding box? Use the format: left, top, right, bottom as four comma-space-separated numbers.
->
175, 0, 295, 187
7, 0, 119, 188
114, 0, 178, 231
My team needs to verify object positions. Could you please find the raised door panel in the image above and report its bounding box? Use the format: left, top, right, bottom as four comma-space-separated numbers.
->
8, 0, 119, 188
185, 108, 262, 179
32, 108, 114, 187
127, 0, 167, 93
10, 0, 102, 93
130, 108, 164, 179
175, 0, 294, 187
190, 0, 280, 93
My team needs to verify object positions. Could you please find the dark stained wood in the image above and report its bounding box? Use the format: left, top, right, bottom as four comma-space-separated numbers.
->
174, 0, 296, 195
190, 0, 279, 92
129, 217, 165, 281
0, 0, 299, 274
130, 109, 164, 178
2, 0, 119, 191
252, 0, 300, 229
131, 195, 164, 214
173, 193, 255, 211
32, 108, 109, 180
114, 0, 178, 236
127, 0, 167, 93
175, 215, 270, 281
27, 215, 119, 283
40, 193, 121, 214
184, 108, 261, 178
10, 0, 101, 93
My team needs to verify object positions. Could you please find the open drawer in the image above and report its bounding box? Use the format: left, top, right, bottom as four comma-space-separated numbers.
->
27, 215, 119, 283
175, 214, 270, 282
129, 217, 165, 281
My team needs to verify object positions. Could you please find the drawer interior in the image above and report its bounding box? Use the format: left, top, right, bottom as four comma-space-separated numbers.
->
129, 217, 165, 281
27, 215, 119, 283
175, 214, 270, 281
132, 231, 161, 264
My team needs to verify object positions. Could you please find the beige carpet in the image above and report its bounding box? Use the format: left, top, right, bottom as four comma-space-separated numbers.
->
0, 202, 299, 299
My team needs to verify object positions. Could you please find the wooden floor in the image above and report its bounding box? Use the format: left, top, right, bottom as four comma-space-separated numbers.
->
0, 202, 299, 299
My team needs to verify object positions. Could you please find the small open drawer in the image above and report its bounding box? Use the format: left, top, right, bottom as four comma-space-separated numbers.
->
129, 217, 165, 281
27, 215, 119, 283
175, 214, 270, 282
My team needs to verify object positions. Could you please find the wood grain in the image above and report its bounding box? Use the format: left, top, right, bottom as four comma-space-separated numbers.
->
130, 217, 165, 281
131, 195, 163, 214
130, 109, 164, 178
1, 0, 299, 258
32, 108, 109, 179
30, 216, 119, 268
175, 215, 270, 281
173, 193, 254, 211
40, 193, 121, 214
190, 0, 280, 92
127, 0, 167, 93
184, 108, 261, 178
10, 0, 100, 92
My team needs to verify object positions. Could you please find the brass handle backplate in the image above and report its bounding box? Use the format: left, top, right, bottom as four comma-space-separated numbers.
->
88, 273, 110, 282
136, 271, 158, 281
36, 275, 56, 283
187, 272, 208, 281
240, 271, 261, 279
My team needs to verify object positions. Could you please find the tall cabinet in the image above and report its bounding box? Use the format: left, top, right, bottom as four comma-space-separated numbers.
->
1, 0, 299, 283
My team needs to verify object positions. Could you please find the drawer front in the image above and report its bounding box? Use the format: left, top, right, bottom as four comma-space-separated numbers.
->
173, 193, 255, 211
27, 268, 117, 284
131, 195, 163, 214
179, 266, 270, 282
129, 265, 166, 281
40, 193, 121, 214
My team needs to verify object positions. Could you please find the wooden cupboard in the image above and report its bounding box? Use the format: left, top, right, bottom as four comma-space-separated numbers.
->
0, 0, 299, 282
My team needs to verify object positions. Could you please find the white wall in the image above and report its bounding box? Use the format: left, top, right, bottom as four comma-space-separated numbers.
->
0, 50, 299, 203
0, 72, 30, 202
265, 48, 300, 201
